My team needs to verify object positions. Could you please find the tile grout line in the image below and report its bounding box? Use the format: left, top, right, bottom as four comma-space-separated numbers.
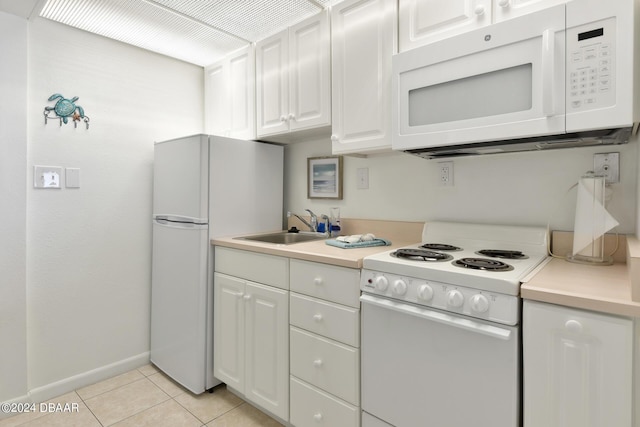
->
73, 390, 105, 427
172, 387, 245, 425
77, 367, 170, 427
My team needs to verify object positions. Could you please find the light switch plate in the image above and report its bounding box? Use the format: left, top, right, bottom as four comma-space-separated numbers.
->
357, 168, 369, 189
66, 168, 80, 188
34, 165, 62, 189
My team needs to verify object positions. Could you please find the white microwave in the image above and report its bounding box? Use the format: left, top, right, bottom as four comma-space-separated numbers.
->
392, 0, 639, 158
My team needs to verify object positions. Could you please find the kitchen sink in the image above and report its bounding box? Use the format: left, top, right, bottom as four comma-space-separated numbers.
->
235, 231, 327, 245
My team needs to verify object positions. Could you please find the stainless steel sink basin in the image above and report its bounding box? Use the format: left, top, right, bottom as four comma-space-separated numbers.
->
235, 231, 327, 245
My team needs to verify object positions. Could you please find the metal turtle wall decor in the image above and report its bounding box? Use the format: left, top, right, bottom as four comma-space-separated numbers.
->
44, 93, 90, 129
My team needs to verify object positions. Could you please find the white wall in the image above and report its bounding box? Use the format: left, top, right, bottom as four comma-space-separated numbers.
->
637, 139, 640, 237
26, 18, 203, 398
285, 136, 638, 235
0, 11, 28, 403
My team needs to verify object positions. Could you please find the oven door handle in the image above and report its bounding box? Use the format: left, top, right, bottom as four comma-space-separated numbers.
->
360, 294, 512, 340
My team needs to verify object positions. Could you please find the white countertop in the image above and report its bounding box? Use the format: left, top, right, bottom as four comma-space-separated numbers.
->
522, 235, 640, 317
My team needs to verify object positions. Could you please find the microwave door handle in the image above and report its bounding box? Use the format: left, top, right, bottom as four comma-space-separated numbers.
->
542, 28, 555, 117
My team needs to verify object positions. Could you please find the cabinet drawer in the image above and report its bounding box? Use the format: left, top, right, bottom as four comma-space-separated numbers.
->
290, 259, 360, 307
290, 292, 359, 347
215, 246, 289, 289
290, 376, 360, 427
290, 326, 359, 405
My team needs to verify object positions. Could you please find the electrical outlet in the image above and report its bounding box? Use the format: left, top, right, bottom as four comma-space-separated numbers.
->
438, 161, 454, 186
593, 152, 620, 184
34, 165, 62, 189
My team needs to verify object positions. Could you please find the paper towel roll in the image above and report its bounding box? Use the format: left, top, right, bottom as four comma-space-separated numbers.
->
571, 175, 618, 261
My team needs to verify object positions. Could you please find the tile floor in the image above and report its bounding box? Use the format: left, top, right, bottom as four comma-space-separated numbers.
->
0, 364, 284, 427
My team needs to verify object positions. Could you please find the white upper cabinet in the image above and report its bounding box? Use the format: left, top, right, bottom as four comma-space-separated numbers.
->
331, 0, 396, 154
204, 45, 256, 140
493, 0, 570, 22
399, 0, 568, 52
399, 0, 492, 51
256, 11, 331, 140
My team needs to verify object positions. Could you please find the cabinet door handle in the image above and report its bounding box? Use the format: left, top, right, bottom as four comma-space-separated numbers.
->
313, 412, 323, 421
498, 0, 510, 7
313, 277, 323, 286
289, 113, 296, 121
280, 115, 287, 122
243, 294, 252, 301
313, 359, 323, 367
330, 135, 338, 142
474, 4, 485, 15
565, 319, 583, 333
313, 314, 323, 322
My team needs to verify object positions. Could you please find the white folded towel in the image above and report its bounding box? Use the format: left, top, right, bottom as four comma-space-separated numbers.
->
336, 233, 376, 244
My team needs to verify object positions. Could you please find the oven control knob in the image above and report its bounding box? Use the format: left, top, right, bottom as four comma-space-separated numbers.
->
470, 294, 490, 313
374, 275, 389, 292
447, 290, 464, 308
392, 279, 407, 296
417, 284, 434, 301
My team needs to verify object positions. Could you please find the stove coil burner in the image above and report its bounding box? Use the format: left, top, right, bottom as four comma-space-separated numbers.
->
453, 257, 514, 272
392, 249, 453, 262
476, 249, 528, 259
420, 243, 462, 251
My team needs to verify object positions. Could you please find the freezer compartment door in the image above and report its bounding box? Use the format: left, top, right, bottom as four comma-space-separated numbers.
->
150, 221, 209, 394
153, 135, 209, 221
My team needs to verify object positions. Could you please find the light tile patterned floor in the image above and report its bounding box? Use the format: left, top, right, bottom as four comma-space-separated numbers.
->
0, 365, 284, 427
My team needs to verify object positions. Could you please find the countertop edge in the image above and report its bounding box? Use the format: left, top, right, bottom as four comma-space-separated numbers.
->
522, 258, 640, 318
212, 236, 416, 269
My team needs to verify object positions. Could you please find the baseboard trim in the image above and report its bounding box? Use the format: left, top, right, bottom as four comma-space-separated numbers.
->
28, 352, 150, 404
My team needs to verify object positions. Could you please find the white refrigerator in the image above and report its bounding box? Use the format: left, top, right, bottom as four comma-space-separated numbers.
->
150, 134, 283, 394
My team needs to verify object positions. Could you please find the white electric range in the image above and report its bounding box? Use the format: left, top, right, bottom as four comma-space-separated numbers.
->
360, 222, 550, 427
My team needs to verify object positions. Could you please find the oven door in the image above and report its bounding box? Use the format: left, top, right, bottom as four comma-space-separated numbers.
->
361, 294, 520, 427
392, 4, 565, 151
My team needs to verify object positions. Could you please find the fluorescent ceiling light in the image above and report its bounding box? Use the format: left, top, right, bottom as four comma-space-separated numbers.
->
40, 0, 329, 66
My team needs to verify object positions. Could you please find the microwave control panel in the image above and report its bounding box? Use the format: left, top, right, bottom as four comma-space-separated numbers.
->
566, 17, 616, 112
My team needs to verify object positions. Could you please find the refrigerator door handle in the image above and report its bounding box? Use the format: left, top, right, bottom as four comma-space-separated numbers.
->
153, 214, 208, 225
153, 215, 208, 228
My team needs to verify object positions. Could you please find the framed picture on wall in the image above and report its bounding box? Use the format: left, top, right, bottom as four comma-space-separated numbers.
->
307, 156, 343, 200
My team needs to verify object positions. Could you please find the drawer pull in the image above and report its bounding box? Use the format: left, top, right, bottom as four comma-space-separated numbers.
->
313, 277, 323, 286
313, 412, 323, 421
313, 359, 323, 367
313, 313, 323, 322
243, 294, 252, 301
565, 319, 583, 333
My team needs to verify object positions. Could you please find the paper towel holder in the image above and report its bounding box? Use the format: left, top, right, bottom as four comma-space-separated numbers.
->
566, 172, 618, 266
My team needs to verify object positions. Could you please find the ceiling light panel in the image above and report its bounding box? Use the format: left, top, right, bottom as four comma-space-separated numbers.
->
40, 0, 251, 66
150, 0, 327, 42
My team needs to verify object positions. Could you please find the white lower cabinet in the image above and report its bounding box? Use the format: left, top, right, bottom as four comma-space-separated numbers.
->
289, 259, 361, 427
523, 300, 633, 427
213, 247, 289, 421
290, 376, 360, 427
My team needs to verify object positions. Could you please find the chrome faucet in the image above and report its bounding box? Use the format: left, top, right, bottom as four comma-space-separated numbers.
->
287, 210, 317, 232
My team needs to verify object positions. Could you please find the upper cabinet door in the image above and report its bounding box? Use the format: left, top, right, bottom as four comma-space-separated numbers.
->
227, 46, 256, 140
289, 11, 331, 132
331, 0, 396, 154
204, 45, 256, 140
493, 0, 569, 22
399, 0, 492, 52
256, 30, 289, 137
204, 62, 230, 137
